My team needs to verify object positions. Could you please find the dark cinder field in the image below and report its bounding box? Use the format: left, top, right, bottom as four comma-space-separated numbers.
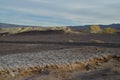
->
0, 31, 120, 55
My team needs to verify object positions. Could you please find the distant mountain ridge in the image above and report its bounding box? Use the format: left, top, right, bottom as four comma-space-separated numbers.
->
0, 23, 120, 29
69, 24, 120, 29
0, 23, 26, 27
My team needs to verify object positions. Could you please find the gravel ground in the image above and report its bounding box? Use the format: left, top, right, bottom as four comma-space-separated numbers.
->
0, 47, 119, 80
0, 33, 120, 80
0, 47, 119, 71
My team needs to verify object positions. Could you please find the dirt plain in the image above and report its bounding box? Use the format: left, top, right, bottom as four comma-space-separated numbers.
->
0, 30, 120, 80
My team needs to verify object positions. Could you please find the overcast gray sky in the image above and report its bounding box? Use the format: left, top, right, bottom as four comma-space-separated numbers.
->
0, 0, 120, 26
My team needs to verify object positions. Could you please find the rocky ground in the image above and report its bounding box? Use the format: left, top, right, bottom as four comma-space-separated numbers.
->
0, 32, 120, 80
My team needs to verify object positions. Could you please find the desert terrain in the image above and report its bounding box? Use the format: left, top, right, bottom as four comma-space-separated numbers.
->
0, 26, 120, 80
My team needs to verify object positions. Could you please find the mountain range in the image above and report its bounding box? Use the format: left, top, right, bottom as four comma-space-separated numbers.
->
0, 23, 120, 29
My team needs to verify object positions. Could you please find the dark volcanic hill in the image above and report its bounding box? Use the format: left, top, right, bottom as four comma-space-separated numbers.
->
14, 30, 65, 35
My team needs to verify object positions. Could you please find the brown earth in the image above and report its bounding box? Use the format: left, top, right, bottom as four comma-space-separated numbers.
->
9, 60, 120, 80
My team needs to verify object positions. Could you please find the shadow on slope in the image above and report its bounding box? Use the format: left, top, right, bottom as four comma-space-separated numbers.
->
14, 30, 65, 35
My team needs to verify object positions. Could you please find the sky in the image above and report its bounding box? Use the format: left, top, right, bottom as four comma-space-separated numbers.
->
0, 0, 120, 26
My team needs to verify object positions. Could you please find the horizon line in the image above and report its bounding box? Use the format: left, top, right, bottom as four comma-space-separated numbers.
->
0, 22, 120, 27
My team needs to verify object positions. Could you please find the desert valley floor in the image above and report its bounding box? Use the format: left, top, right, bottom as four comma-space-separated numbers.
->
0, 31, 120, 80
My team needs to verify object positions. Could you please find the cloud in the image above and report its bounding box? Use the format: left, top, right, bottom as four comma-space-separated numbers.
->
0, 0, 120, 26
